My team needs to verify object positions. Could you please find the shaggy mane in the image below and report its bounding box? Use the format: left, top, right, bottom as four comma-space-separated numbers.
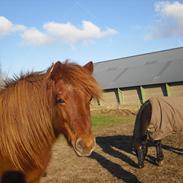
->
2, 71, 45, 90
0, 71, 55, 170
52, 61, 102, 99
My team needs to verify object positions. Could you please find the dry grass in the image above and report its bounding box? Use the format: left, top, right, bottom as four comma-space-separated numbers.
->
41, 113, 183, 183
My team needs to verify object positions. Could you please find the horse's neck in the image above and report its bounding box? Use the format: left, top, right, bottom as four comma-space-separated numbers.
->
133, 101, 151, 141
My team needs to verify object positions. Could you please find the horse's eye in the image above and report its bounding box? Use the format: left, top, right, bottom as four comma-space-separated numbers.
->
57, 98, 65, 104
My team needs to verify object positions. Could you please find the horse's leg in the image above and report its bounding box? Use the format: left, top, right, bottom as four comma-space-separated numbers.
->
155, 140, 164, 165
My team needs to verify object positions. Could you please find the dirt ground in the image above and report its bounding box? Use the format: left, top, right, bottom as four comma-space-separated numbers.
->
41, 120, 183, 183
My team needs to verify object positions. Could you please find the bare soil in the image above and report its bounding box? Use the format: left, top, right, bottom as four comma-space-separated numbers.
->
41, 121, 183, 183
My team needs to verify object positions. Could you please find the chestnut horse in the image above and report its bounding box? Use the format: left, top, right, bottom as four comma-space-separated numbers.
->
0, 61, 101, 183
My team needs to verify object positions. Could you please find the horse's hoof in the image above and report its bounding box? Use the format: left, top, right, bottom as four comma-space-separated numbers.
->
156, 160, 163, 166
138, 164, 144, 169
158, 160, 164, 166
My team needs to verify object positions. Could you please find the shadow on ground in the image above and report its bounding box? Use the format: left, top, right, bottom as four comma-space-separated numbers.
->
90, 135, 142, 183
144, 140, 183, 165
96, 135, 137, 167
162, 144, 183, 155
91, 135, 183, 182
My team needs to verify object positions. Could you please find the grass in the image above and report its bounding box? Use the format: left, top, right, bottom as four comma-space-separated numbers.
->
91, 114, 135, 128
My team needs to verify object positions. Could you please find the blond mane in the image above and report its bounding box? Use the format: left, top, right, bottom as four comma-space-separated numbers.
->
51, 61, 101, 99
0, 72, 55, 170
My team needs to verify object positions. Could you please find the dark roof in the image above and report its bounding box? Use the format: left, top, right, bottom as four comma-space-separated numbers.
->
93, 47, 183, 90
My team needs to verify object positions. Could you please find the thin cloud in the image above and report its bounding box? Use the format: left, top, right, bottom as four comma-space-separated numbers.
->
0, 16, 13, 36
0, 16, 26, 36
44, 20, 118, 44
22, 28, 52, 46
0, 16, 118, 46
12, 24, 26, 32
146, 1, 183, 40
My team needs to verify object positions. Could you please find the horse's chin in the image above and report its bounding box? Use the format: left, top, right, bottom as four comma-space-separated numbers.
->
74, 148, 93, 157
72, 143, 95, 157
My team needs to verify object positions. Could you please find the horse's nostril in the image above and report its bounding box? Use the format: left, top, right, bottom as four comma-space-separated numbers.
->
76, 138, 85, 153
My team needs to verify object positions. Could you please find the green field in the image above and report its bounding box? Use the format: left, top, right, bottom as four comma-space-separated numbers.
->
91, 114, 135, 128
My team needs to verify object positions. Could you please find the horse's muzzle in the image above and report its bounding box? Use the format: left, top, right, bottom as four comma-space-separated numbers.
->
74, 137, 96, 157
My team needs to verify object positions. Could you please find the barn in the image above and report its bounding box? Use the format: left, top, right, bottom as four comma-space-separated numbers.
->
91, 47, 183, 111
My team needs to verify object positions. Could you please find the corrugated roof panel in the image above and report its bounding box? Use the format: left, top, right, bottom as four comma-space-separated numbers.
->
94, 47, 183, 89
159, 60, 183, 83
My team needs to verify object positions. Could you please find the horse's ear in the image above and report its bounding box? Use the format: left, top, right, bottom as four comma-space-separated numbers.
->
47, 61, 62, 80
83, 61, 93, 74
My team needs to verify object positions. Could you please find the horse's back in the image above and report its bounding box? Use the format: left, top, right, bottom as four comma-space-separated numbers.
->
148, 96, 183, 140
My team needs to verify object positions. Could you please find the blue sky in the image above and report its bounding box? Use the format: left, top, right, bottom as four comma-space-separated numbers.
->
0, 0, 183, 77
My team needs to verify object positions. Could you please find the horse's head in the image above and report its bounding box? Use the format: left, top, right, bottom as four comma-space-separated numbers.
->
133, 135, 148, 168
47, 61, 101, 157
